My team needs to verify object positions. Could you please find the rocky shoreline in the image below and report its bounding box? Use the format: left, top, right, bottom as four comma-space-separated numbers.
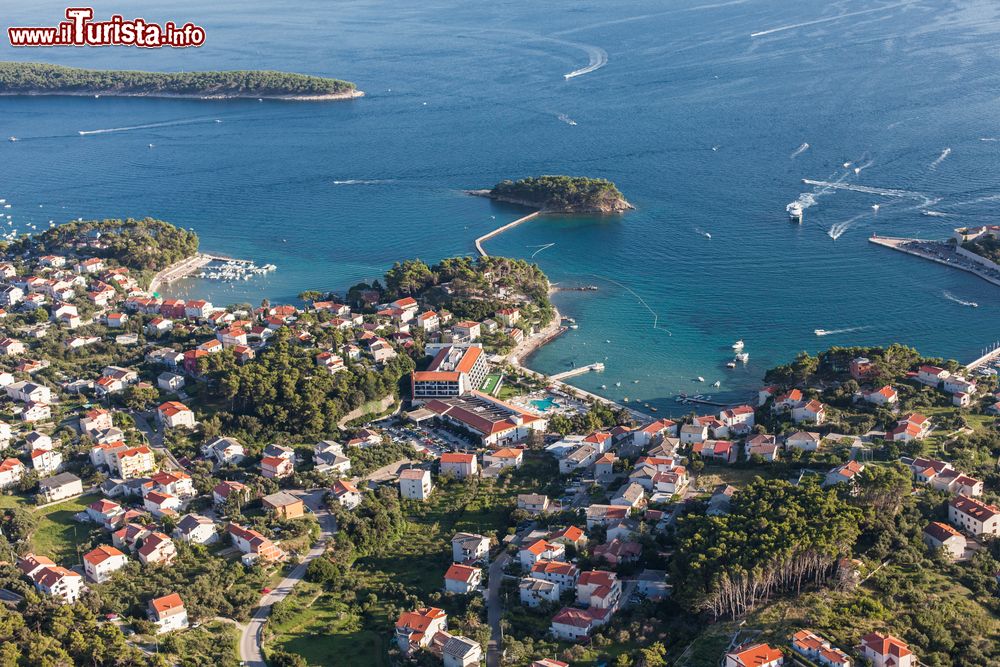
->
0, 89, 365, 101
467, 189, 634, 214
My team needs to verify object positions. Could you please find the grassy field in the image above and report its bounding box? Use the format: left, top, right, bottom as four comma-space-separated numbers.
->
31, 492, 101, 561
0, 493, 27, 509
480, 373, 502, 395
267, 582, 389, 667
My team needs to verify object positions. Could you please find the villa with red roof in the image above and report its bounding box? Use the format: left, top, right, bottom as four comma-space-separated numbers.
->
83, 544, 127, 583
440, 452, 478, 479
148, 593, 189, 633
860, 632, 914, 667
395, 607, 448, 654
948, 495, 1000, 537
444, 563, 482, 594
157, 401, 196, 429
724, 643, 784, 667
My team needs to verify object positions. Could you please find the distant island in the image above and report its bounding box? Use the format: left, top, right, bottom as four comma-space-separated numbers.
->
471, 175, 633, 214
0, 62, 362, 101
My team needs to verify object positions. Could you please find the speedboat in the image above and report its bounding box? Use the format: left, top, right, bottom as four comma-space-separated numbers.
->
696, 376, 705, 382
726, 361, 737, 369
712, 381, 721, 387
814, 329, 828, 336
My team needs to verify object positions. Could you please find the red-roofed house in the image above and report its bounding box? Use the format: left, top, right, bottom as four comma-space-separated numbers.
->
576, 570, 621, 609
923, 521, 967, 560
519, 539, 565, 568
444, 563, 482, 594
550, 607, 610, 641
948, 495, 1000, 536
157, 401, 196, 429
860, 632, 914, 667
724, 643, 784, 667
395, 607, 448, 654
227, 523, 285, 565
148, 593, 189, 633
692, 439, 737, 464
83, 544, 127, 583
792, 399, 826, 425
440, 452, 478, 479
137, 532, 177, 565
483, 447, 523, 469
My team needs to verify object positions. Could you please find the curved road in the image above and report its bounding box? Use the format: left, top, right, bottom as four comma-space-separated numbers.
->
239, 489, 336, 667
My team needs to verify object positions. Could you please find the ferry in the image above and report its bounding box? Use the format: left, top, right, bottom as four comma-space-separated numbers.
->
732, 340, 745, 351
788, 202, 803, 223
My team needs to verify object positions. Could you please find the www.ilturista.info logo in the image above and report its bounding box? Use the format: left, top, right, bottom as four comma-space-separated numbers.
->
8, 8, 206, 48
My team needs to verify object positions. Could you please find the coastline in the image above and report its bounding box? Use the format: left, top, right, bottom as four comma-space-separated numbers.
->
148, 253, 213, 293
474, 210, 541, 257
868, 235, 1000, 288
0, 89, 364, 102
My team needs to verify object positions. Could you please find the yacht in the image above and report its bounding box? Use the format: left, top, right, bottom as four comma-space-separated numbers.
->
735, 352, 749, 362
732, 340, 745, 351
787, 202, 803, 223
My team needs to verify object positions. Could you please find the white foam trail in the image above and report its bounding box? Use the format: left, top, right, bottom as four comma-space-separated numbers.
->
563, 44, 608, 79
557, 113, 578, 126
943, 291, 978, 307
331, 179, 395, 185
979, 137, 998, 142
949, 194, 1000, 207
750, 2, 910, 38
790, 142, 810, 159
922, 210, 950, 217
827, 211, 869, 240
527, 243, 555, 258
854, 159, 874, 174
930, 147, 951, 169
78, 117, 215, 135
815, 325, 871, 337
802, 179, 924, 200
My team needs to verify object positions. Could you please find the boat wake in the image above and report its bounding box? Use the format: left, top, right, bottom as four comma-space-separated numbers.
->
827, 211, 869, 240
527, 243, 555, 258
556, 113, 578, 126
930, 147, 951, 169
591, 274, 672, 336
77, 117, 217, 135
922, 210, 950, 217
814, 325, 870, 337
790, 142, 810, 159
563, 44, 608, 79
943, 291, 978, 308
331, 179, 395, 185
750, 2, 910, 38
979, 137, 998, 142
801, 179, 933, 204
695, 228, 712, 239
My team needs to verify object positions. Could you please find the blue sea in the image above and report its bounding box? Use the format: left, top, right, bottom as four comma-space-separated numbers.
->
3, 0, 1000, 414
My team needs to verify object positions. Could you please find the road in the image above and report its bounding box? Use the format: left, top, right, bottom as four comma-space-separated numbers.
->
239, 489, 336, 667
131, 411, 185, 471
486, 526, 532, 667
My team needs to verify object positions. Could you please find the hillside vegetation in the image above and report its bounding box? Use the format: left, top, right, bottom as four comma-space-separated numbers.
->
486, 176, 633, 213
0, 62, 356, 97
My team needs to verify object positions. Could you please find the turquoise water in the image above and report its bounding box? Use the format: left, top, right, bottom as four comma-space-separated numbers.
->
3, 0, 1000, 414
531, 398, 561, 413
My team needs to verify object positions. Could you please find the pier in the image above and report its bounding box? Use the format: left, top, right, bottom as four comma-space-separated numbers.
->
551, 362, 605, 381
676, 396, 732, 407
967, 342, 1000, 371
474, 211, 541, 257
868, 235, 1000, 289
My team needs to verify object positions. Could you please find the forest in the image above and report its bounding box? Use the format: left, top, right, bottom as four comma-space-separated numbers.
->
0, 62, 356, 97
487, 176, 632, 213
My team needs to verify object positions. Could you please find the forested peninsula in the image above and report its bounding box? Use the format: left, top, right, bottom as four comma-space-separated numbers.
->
472, 175, 633, 214
0, 62, 362, 100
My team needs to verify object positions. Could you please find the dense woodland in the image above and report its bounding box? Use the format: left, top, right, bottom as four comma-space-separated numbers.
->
0, 62, 355, 96
963, 235, 1000, 264
488, 176, 631, 213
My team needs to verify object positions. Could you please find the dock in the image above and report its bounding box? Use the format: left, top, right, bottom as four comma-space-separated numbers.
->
868, 235, 1000, 288
551, 362, 605, 381
967, 342, 1000, 371
676, 396, 731, 407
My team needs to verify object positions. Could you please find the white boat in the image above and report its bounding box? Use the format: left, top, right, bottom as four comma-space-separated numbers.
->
787, 202, 803, 223
736, 352, 749, 362
697, 376, 705, 382
732, 340, 745, 350
814, 329, 828, 336
600, 385, 607, 390
726, 361, 737, 369
615, 382, 622, 387
570, 324, 579, 329
7, 137, 16, 142
712, 381, 721, 387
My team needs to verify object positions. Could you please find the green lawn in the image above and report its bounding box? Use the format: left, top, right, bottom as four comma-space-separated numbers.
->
480, 373, 502, 395
0, 493, 28, 509
31, 492, 101, 562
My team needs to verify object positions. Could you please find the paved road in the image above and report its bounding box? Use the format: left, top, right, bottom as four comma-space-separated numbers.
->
486, 526, 533, 667
131, 411, 185, 471
239, 489, 336, 667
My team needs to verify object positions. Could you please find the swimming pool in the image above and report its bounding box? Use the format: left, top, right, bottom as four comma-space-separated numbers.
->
530, 397, 560, 412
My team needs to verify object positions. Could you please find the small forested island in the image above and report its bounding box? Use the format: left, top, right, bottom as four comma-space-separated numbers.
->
0, 62, 361, 100
473, 175, 633, 213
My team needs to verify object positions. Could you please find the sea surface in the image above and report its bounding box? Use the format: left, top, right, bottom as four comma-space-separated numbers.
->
3, 0, 1000, 414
